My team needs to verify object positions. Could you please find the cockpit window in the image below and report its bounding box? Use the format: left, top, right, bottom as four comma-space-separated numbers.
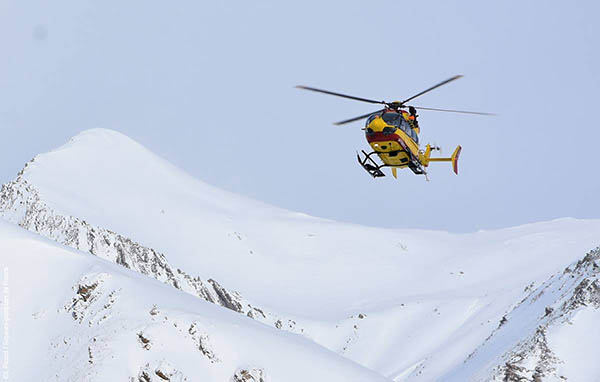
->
398, 116, 418, 142
382, 113, 400, 126
411, 129, 419, 143
365, 113, 382, 127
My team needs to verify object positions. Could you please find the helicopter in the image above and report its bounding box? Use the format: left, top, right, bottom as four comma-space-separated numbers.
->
297, 75, 493, 179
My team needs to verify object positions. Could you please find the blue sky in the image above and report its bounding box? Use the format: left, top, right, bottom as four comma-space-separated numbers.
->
1, 0, 598, 232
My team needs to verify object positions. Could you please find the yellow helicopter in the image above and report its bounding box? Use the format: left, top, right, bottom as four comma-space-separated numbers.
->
297, 75, 493, 179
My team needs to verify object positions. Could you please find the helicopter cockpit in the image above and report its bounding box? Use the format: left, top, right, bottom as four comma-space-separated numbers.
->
366, 112, 418, 143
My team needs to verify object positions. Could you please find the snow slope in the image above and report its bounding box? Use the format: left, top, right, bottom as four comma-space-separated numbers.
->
3, 128, 600, 380
452, 247, 600, 381
0, 220, 387, 381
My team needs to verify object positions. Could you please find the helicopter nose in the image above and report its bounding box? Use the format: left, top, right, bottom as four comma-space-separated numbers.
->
369, 116, 386, 132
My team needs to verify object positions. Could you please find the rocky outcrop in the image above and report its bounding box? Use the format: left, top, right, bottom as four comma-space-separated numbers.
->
497, 327, 560, 382
188, 322, 220, 363
232, 367, 267, 382
135, 361, 188, 382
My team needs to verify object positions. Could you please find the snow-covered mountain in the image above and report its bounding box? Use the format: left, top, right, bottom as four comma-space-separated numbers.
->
0, 220, 386, 381
2, 128, 600, 381
455, 246, 600, 381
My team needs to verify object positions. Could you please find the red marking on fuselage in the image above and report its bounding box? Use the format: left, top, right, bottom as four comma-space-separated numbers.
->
366, 132, 401, 143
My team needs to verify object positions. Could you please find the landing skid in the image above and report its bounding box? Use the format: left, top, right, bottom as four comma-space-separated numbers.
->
356, 150, 385, 178
408, 162, 426, 175
356, 150, 428, 178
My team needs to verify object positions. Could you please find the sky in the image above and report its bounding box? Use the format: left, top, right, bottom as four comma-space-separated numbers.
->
0, 0, 599, 232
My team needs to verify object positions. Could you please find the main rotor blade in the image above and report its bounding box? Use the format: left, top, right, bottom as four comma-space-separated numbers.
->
296, 85, 386, 105
412, 106, 496, 116
401, 75, 463, 104
334, 109, 385, 126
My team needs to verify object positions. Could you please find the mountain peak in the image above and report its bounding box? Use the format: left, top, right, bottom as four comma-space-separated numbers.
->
29, 128, 163, 177
57, 127, 142, 150
19, 128, 279, 241
23, 127, 188, 203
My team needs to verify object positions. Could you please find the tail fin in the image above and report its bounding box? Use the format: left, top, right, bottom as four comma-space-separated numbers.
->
451, 145, 462, 175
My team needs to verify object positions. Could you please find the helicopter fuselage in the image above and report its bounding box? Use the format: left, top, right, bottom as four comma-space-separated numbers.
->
364, 111, 420, 169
